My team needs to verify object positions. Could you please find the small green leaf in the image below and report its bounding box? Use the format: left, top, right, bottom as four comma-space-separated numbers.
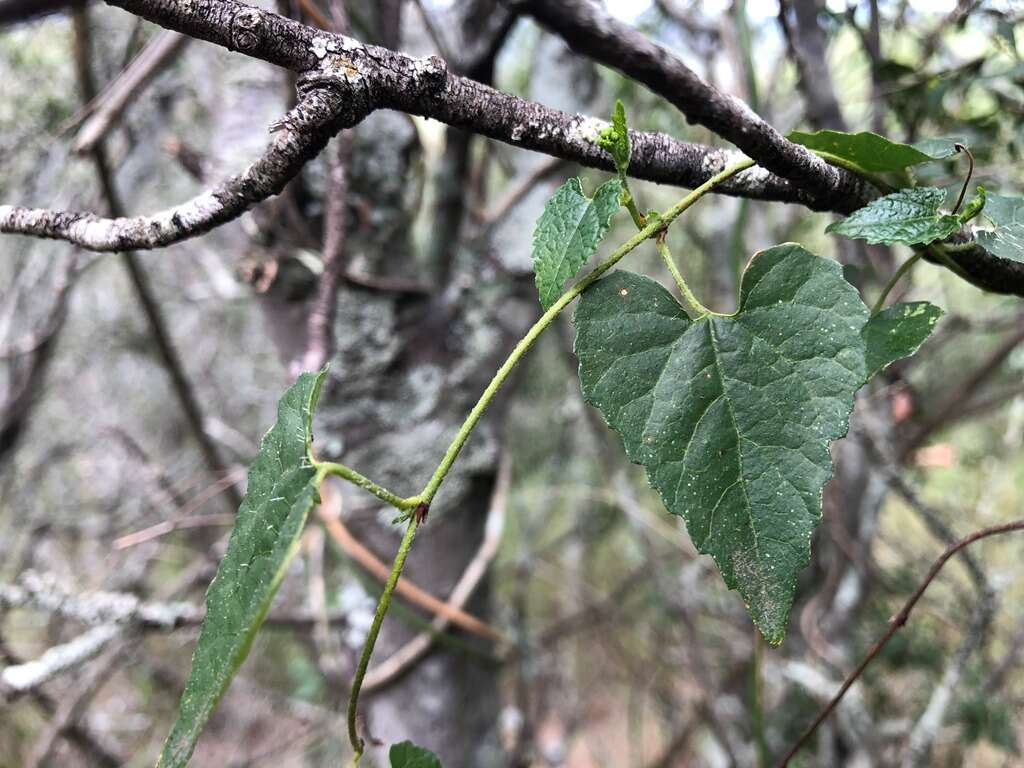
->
574, 245, 869, 644
826, 187, 961, 245
390, 741, 443, 768
598, 99, 631, 177
863, 302, 943, 379
158, 369, 327, 768
788, 129, 953, 174
532, 177, 623, 309
975, 193, 1024, 262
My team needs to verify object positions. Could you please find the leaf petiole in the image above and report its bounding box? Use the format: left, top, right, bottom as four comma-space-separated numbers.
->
871, 251, 924, 316
654, 233, 723, 318
314, 461, 418, 511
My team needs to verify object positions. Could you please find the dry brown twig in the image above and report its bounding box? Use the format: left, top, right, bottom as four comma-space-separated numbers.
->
73, 29, 189, 155
779, 519, 1024, 767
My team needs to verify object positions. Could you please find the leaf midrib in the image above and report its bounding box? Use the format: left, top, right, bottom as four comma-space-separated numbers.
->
706, 319, 765, 573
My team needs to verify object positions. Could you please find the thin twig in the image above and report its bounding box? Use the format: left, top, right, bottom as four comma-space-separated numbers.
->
299, 130, 353, 374
71, 7, 242, 513
0, 639, 121, 767
1, 625, 122, 697
778, 519, 1024, 767
73, 30, 189, 155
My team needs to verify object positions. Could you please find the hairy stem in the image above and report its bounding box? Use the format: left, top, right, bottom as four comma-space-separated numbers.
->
315, 462, 418, 511
621, 179, 647, 229
928, 242, 974, 285
810, 149, 893, 193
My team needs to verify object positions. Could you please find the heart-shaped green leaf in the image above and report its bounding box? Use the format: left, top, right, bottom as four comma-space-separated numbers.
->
532, 177, 623, 309
573, 245, 869, 644
391, 741, 443, 767
863, 302, 943, 378
827, 187, 960, 245
788, 130, 951, 174
158, 369, 326, 768
976, 193, 1024, 262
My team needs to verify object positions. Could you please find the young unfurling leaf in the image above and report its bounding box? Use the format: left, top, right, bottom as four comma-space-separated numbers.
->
598, 99, 631, 178
531, 177, 623, 309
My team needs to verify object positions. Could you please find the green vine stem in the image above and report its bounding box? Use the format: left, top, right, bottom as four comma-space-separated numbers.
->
871, 251, 924, 316
621, 180, 647, 230
655, 233, 702, 311
342, 157, 757, 760
347, 517, 419, 764
928, 242, 975, 285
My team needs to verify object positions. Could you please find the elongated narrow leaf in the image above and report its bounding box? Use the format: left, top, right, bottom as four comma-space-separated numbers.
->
391, 741, 443, 768
158, 369, 326, 767
788, 130, 948, 174
827, 187, 960, 245
532, 177, 623, 309
863, 302, 943, 378
574, 245, 868, 644
976, 194, 1024, 262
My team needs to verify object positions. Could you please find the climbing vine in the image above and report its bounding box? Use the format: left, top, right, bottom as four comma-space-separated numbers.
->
154, 104, 1024, 767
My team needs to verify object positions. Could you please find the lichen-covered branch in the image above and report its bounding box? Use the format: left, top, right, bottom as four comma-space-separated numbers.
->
1, 625, 122, 697
1, 0, 1020, 296
0, 86, 362, 251
504, 0, 870, 213
0, 0, 838, 252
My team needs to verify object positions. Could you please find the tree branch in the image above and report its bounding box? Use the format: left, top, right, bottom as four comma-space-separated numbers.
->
1, 625, 122, 697
505, 0, 869, 212
1, 0, 1021, 295
73, 29, 190, 155
0, 0, 840, 253
0, 85, 359, 250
